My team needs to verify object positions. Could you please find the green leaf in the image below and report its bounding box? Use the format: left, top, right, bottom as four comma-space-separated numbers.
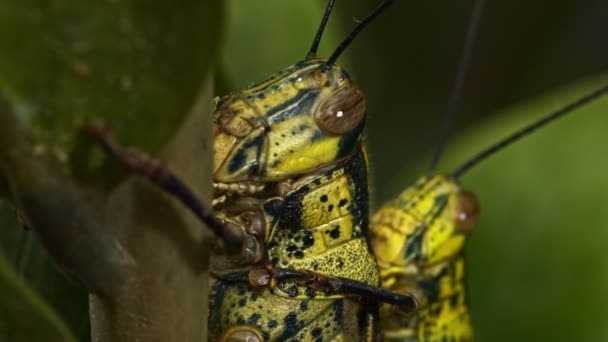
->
0, 202, 89, 341
0, 0, 222, 185
0, 243, 76, 342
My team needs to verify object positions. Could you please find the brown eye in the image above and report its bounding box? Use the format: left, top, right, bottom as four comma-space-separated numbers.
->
315, 84, 366, 136
454, 190, 480, 233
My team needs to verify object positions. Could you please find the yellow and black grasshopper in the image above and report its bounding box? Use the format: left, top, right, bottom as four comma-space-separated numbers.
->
89, 0, 608, 340
91, 0, 420, 341
371, 86, 608, 341
366, 0, 608, 341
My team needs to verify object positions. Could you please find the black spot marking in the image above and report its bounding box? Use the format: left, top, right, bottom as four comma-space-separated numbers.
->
238, 298, 247, 307
268, 320, 278, 329
286, 242, 304, 259
305, 287, 317, 298
320, 195, 328, 202
280, 312, 301, 340
312, 327, 322, 337
248, 313, 261, 324
236, 316, 245, 325
328, 204, 334, 212
329, 226, 341, 239
301, 231, 315, 249
338, 198, 348, 207
300, 301, 309, 311
286, 285, 299, 297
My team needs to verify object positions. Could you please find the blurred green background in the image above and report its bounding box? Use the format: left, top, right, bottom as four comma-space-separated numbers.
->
1, 0, 608, 341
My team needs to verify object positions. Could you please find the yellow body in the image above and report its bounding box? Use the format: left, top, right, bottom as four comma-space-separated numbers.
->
371, 174, 474, 341
210, 150, 381, 341
267, 164, 380, 300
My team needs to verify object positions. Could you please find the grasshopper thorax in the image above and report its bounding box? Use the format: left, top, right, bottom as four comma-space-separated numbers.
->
213, 59, 366, 186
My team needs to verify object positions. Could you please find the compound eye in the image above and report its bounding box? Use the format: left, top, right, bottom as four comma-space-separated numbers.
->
454, 190, 480, 233
315, 84, 366, 136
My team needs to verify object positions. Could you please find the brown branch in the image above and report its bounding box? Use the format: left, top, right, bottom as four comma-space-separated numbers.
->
0, 71, 215, 342
0, 92, 134, 298
88, 76, 215, 342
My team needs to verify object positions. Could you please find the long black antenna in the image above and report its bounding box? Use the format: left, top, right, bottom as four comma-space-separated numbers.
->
327, 0, 395, 66
451, 84, 608, 179
429, 0, 485, 172
307, 0, 336, 59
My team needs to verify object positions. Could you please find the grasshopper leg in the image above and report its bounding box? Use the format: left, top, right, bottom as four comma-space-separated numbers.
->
248, 266, 419, 316
88, 121, 245, 253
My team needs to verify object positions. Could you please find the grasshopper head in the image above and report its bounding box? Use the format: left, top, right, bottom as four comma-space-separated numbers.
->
371, 173, 479, 279
213, 59, 366, 184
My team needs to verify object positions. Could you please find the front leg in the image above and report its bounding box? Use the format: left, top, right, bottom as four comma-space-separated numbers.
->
88, 120, 256, 258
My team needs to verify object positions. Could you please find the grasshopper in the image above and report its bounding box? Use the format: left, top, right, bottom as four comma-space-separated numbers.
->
368, 0, 608, 340
92, 1, 419, 340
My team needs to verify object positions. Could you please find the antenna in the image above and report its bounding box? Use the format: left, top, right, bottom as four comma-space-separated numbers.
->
306, 0, 336, 59
451, 84, 608, 179
429, 0, 485, 172
327, 0, 395, 66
